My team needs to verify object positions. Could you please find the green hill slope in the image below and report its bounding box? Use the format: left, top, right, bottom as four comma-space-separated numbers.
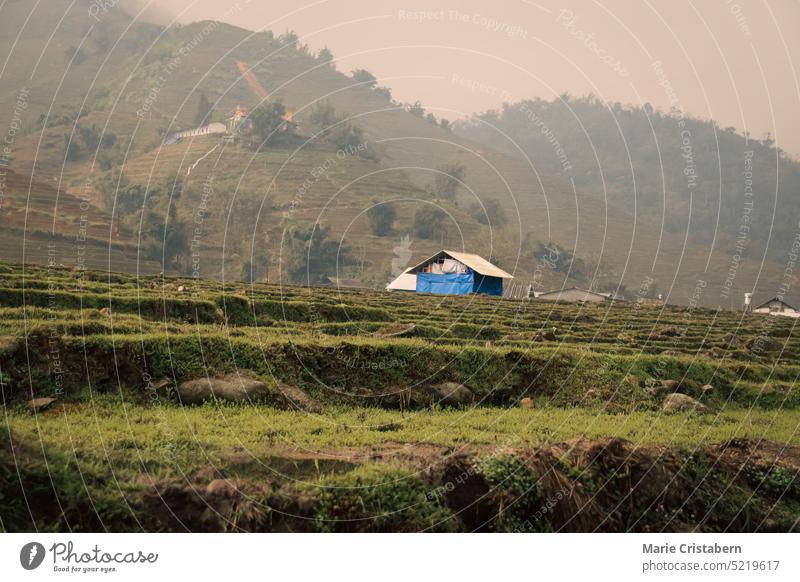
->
1, 0, 794, 307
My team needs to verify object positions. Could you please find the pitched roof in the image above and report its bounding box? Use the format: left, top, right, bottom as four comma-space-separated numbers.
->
409, 250, 513, 279
386, 270, 417, 291
754, 297, 798, 310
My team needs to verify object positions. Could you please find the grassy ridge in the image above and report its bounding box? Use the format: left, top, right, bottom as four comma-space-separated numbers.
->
1, 262, 798, 532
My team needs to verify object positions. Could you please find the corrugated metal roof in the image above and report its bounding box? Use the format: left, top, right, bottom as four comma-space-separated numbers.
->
409, 250, 513, 279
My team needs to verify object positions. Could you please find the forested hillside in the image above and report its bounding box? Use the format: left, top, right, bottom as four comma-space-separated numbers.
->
455, 96, 800, 262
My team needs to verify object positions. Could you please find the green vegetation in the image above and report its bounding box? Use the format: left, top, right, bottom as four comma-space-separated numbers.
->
367, 202, 396, 236
412, 206, 447, 239
307, 101, 377, 160
429, 163, 465, 201
1, 262, 798, 532
249, 102, 292, 146
455, 95, 800, 259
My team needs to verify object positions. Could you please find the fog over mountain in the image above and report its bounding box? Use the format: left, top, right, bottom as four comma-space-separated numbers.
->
149, 0, 800, 156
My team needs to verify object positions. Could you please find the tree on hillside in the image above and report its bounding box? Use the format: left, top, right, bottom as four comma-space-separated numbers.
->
318, 47, 334, 68
528, 237, 586, 281
285, 224, 351, 284
407, 101, 425, 118
351, 69, 377, 88
78, 124, 116, 151
249, 102, 290, 146
367, 202, 396, 236
307, 101, 377, 160
412, 207, 446, 239
468, 199, 506, 226
308, 101, 338, 130
63, 133, 81, 162
141, 204, 190, 273
430, 163, 466, 201
193, 92, 214, 127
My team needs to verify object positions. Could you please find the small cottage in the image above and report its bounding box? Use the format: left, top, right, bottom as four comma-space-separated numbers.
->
404, 250, 513, 296
752, 297, 800, 318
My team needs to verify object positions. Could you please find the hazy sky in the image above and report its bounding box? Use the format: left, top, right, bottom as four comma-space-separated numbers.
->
143, 0, 800, 155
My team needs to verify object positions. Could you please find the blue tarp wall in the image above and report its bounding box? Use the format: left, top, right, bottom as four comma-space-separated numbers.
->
416, 270, 504, 296
472, 273, 503, 296
416, 272, 473, 294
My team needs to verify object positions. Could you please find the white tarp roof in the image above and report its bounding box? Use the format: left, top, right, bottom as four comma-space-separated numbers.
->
386, 271, 417, 291
409, 250, 513, 279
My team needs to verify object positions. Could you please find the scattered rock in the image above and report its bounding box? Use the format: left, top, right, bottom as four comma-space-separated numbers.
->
519, 397, 534, 409
147, 378, 173, 398
99, 307, 111, 316
0, 335, 17, 353
176, 372, 269, 405
27, 397, 58, 413
662, 393, 715, 414
747, 335, 781, 353
538, 328, 557, 341
177, 285, 187, 293
205, 478, 251, 497
430, 382, 474, 406
701, 384, 714, 395
647, 379, 680, 397
707, 346, 729, 359
622, 374, 639, 388
272, 382, 322, 413
722, 332, 742, 347
658, 326, 682, 338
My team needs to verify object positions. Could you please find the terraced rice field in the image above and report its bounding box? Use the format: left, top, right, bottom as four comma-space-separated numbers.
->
1, 262, 798, 532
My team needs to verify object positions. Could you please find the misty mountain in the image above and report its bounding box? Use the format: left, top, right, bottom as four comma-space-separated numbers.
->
454, 95, 800, 263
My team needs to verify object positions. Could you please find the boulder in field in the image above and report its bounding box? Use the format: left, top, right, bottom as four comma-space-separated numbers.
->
177, 372, 269, 405
658, 326, 682, 338
272, 382, 322, 413
0, 335, 17, 353
701, 384, 714, 395
647, 379, 679, 397
722, 332, 742, 347
430, 382, 474, 406
519, 397, 534, 409
662, 393, 715, 414
747, 335, 781, 353
27, 397, 58, 414
537, 328, 557, 341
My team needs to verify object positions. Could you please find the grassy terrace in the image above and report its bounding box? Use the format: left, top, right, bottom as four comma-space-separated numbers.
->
1, 262, 799, 532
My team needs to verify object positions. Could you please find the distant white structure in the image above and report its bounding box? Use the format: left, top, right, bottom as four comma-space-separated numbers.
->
743, 292, 753, 312
536, 287, 622, 303
386, 269, 416, 292
164, 122, 227, 144
752, 297, 800, 318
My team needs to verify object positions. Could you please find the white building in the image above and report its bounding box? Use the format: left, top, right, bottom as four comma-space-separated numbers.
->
752, 297, 800, 318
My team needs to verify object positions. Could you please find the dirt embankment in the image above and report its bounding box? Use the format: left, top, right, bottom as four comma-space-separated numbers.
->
3, 433, 797, 533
